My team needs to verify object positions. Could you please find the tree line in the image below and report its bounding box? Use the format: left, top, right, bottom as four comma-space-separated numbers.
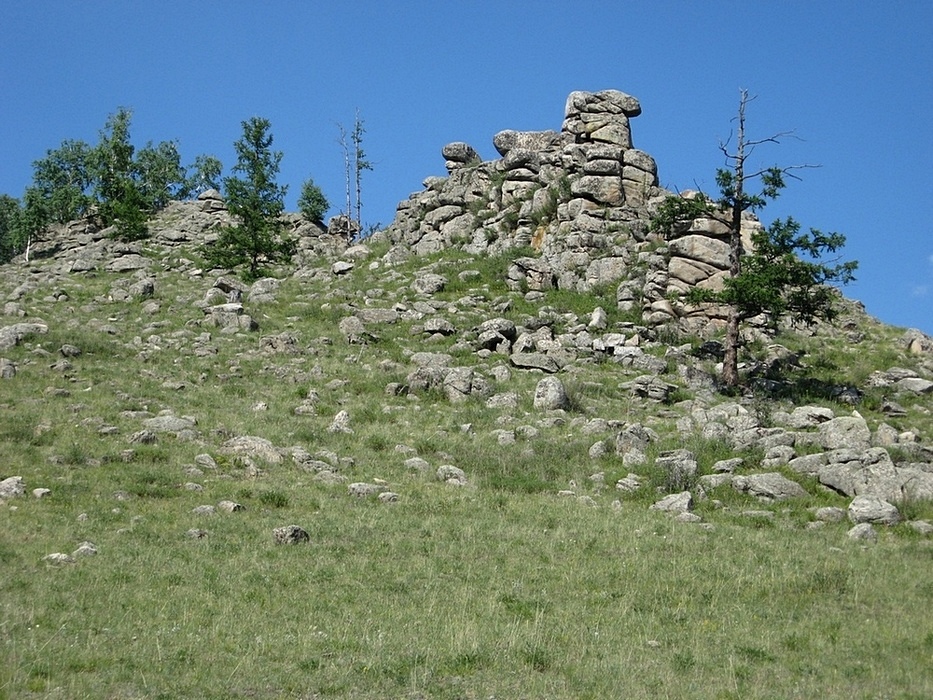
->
0, 108, 373, 276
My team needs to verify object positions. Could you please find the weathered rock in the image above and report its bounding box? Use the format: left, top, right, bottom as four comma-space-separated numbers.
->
847, 495, 901, 525
219, 435, 283, 464
0, 476, 25, 499
0, 322, 48, 350
533, 376, 569, 410
655, 450, 697, 491
649, 491, 694, 514
273, 525, 310, 544
437, 464, 467, 486
348, 482, 382, 498
847, 523, 877, 541
818, 414, 872, 450
732, 472, 808, 501
217, 500, 245, 513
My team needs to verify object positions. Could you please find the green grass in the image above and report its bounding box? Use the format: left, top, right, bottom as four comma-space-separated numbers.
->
1, 227, 932, 698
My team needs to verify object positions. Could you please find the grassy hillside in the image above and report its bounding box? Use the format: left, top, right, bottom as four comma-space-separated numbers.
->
1, 218, 932, 699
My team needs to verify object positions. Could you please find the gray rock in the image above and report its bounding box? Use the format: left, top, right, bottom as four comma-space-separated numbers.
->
649, 491, 694, 514
655, 450, 697, 491
348, 482, 382, 498
813, 506, 847, 523
847, 523, 877, 541
510, 352, 560, 373
220, 435, 283, 464
0, 476, 25, 499
411, 273, 447, 295
818, 414, 872, 450
273, 525, 310, 544
533, 376, 569, 411
0, 322, 48, 350
732, 472, 808, 501
437, 464, 467, 486
143, 414, 197, 434
908, 520, 933, 535
847, 495, 901, 525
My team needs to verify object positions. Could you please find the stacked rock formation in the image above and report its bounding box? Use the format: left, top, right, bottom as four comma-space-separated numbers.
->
376, 89, 763, 334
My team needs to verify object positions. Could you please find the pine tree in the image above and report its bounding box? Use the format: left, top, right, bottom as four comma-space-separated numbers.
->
651, 90, 857, 388
207, 117, 292, 280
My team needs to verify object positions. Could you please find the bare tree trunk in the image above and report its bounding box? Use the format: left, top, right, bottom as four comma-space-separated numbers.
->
337, 124, 352, 243
722, 90, 749, 388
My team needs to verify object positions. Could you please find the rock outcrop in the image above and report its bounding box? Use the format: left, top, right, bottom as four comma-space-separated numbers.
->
375, 89, 764, 334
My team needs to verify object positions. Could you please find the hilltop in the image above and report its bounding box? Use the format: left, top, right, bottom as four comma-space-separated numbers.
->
1, 90, 933, 698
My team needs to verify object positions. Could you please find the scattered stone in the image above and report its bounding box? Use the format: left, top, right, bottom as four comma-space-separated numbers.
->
32, 488, 51, 499
649, 491, 693, 514
907, 520, 933, 535
378, 492, 399, 504
348, 482, 382, 498
273, 525, 310, 544
533, 376, 569, 411
0, 476, 25, 499
72, 541, 98, 557
217, 500, 245, 513
186, 528, 209, 539
192, 505, 216, 516
437, 464, 467, 486
43, 553, 76, 565
219, 435, 283, 464
847, 523, 877, 541
813, 507, 847, 523
732, 472, 808, 501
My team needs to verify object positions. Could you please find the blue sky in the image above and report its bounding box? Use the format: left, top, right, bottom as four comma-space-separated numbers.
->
2, 1, 931, 333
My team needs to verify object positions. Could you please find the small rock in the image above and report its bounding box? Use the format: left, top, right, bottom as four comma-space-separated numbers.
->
348, 482, 381, 498
813, 506, 847, 523
186, 528, 209, 539
674, 512, 703, 523
43, 553, 76, 565
907, 520, 933, 535
649, 491, 693, 514
192, 505, 216, 516
436, 464, 467, 486
72, 541, 98, 557
32, 487, 51, 499
847, 523, 877, 541
217, 500, 245, 512
273, 525, 310, 544
378, 492, 399, 504
0, 476, 25, 499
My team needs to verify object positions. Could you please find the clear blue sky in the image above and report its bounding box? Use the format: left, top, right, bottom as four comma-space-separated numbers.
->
2, 1, 931, 333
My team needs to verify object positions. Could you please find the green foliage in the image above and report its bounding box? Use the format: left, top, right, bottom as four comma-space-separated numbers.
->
207, 117, 292, 280
30, 138, 95, 223
650, 91, 857, 387
687, 217, 858, 327
135, 139, 188, 209
185, 153, 224, 196
298, 177, 330, 223
0, 194, 23, 262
